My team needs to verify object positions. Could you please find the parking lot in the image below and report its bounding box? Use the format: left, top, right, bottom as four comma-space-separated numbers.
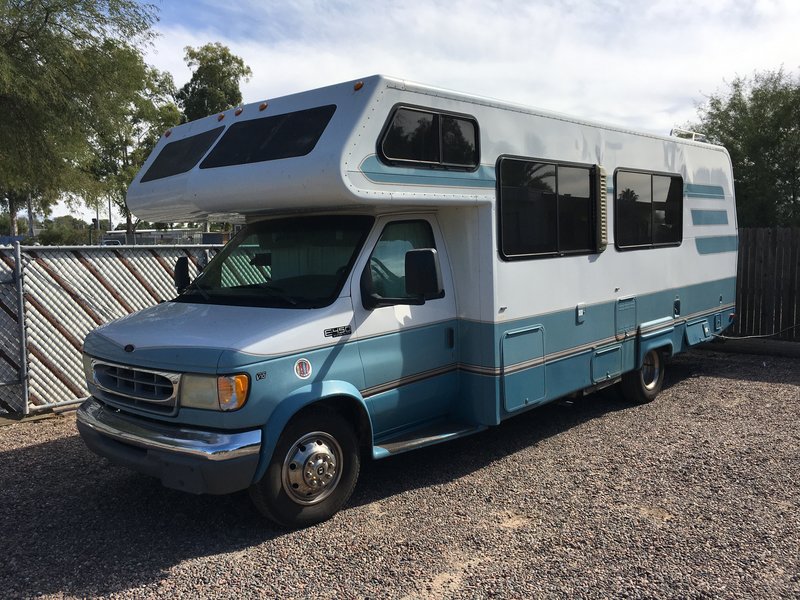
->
1, 348, 798, 599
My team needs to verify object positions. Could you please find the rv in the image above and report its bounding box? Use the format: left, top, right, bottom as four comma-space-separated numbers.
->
76, 76, 738, 527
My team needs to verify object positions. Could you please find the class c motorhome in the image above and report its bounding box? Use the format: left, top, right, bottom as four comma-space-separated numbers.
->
76, 75, 738, 527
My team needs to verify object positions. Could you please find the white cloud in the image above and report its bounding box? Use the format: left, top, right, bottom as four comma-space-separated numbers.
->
144, 0, 800, 134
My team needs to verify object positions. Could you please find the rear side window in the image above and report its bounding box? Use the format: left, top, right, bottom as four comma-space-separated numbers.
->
200, 105, 336, 169
615, 170, 682, 249
140, 127, 224, 182
380, 107, 478, 169
499, 157, 597, 258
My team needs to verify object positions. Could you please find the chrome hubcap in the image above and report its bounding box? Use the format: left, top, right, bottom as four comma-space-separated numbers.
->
641, 351, 661, 391
282, 431, 342, 505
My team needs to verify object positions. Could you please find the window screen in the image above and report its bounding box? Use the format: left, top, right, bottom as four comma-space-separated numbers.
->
380, 107, 478, 168
140, 127, 224, 182
615, 170, 682, 249
200, 105, 336, 169
499, 158, 596, 258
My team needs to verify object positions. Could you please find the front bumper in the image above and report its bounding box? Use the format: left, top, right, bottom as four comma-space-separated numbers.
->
76, 397, 262, 495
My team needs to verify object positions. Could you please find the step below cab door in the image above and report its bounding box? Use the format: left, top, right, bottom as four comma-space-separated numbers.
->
351, 215, 458, 438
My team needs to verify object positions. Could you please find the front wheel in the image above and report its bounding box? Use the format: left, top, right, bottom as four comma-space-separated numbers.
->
249, 407, 360, 528
620, 348, 665, 404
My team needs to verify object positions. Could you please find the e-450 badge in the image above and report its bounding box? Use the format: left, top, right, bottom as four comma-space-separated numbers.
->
324, 325, 352, 338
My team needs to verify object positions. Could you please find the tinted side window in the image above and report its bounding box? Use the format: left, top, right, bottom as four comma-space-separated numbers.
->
499, 158, 595, 258
381, 109, 438, 163
200, 105, 336, 169
653, 175, 682, 245
141, 127, 224, 182
558, 166, 594, 253
441, 115, 478, 166
615, 170, 683, 249
380, 107, 478, 169
615, 171, 652, 247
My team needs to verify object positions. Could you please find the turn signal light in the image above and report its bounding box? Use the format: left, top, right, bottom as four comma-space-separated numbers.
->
217, 374, 249, 411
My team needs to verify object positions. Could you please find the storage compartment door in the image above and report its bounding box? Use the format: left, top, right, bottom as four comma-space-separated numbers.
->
501, 325, 545, 413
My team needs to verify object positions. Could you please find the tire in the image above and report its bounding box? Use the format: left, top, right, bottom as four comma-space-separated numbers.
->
620, 348, 665, 404
249, 407, 360, 528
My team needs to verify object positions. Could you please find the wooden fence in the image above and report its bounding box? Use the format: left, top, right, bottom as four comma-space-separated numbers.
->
733, 228, 800, 341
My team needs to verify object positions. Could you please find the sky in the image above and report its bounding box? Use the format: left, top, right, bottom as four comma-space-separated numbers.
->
50, 0, 800, 223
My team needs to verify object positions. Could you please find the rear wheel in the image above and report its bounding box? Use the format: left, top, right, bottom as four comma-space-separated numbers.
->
250, 407, 360, 528
620, 348, 665, 404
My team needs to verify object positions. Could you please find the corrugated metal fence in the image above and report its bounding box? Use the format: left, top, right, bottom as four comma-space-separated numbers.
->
733, 228, 800, 341
0, 244, 219, 415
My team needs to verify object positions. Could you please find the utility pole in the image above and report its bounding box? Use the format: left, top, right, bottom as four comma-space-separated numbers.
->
26, 193, 34, 237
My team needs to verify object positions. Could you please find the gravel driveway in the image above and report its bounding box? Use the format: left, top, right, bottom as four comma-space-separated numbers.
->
0, 349, 798, 599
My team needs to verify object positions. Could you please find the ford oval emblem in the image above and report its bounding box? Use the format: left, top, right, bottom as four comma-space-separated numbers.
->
124, 344, 135, 353
294, 358, 312, 380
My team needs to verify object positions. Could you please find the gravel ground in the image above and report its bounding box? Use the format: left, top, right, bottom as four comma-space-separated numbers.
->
0, 349, 798, 599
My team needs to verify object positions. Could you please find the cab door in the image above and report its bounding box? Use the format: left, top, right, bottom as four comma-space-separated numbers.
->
351, 215, 458, 438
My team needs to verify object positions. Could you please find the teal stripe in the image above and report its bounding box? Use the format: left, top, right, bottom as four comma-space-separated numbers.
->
691, 209, 729, 225
695, 235, 738, 254
460, 276, 737, 369
359, 155, 496, 188
685, 183, 725, 199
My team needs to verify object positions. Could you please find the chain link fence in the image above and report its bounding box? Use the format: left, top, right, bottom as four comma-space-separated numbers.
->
0, 244, 219, 416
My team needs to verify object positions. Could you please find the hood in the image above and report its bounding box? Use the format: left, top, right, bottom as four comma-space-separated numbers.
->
84, 297, 356, 372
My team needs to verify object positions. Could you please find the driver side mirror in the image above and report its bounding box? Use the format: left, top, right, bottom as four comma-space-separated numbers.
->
405, 249, 443, 298
174, 256, 190, 293
361, 248, 444, 310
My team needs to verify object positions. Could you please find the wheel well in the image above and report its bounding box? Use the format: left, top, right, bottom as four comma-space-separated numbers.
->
639, 342, 673, 367
303, 396, 373, 456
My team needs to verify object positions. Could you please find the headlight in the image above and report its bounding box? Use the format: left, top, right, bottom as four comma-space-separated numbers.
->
181, 373, 250, 411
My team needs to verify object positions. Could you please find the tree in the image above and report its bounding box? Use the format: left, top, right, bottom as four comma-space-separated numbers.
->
88, 59, 181, 234
690, 69, 800, 227
37, 215, 91, 245
176, 43, 252, 122
0, 0, 156, 228
0, 211, 27, 236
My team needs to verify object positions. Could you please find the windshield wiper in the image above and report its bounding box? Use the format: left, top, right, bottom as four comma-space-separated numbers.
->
259, 283, 298, 306
184, 279, 211, 301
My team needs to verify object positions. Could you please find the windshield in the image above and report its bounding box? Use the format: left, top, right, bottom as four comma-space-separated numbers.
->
177, 215, 374, 308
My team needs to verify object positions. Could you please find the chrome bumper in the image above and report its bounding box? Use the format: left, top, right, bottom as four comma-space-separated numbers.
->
76, 397, 262, 495
77, 397, 261, 460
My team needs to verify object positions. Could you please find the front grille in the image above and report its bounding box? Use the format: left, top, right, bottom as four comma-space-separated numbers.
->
91, 360, 180, 415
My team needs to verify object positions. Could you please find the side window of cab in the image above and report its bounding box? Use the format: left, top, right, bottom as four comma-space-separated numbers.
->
361, 220, 438, 306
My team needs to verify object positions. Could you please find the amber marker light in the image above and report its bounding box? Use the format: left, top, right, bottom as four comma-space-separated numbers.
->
259, 102, 268, 111
217, 374, 249, 411
235, 107, 243, 116
217, 113, 225, 121
354, 81, 364, 91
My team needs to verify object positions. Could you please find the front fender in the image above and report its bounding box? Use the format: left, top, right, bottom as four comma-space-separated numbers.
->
252, 380, 370, 483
